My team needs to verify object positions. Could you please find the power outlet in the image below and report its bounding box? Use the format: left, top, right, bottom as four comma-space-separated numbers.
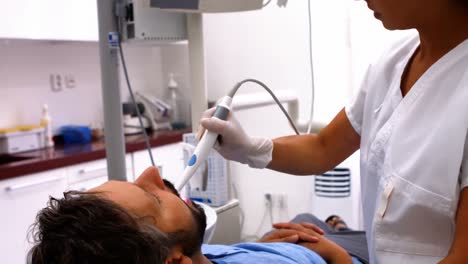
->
50, 73, 77, 91
65, 74, 76, 89
277, 193, 287, 209
49, 74, 63, 92
265, 193, 288, 209
264, 193, 272, 207
277, 0, 288, 7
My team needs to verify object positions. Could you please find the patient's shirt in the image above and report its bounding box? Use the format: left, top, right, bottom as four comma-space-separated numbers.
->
202, 242, 363, 264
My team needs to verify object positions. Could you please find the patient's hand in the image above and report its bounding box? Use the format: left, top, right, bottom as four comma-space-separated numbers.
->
299, 238, 352, 264
258, 228, 319, 243
272, 222, 324, 237
258, 222, 323, 243
271, 222, 352, 264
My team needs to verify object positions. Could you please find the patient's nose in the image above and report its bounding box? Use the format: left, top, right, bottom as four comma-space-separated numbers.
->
135, 166, 166, 190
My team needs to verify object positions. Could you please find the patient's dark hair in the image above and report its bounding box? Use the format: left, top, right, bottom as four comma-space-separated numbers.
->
28, 191, 170, 264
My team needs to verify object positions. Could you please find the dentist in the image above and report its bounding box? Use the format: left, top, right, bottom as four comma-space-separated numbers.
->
200, 0, 468, 263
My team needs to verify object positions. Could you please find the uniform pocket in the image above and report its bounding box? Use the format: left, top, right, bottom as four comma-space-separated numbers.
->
374, 173, 456, 257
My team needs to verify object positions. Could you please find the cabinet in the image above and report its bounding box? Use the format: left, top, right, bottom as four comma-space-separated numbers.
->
66, 155, 134, 190
133, 143, 184, 184
1, 0, 98, 41
0, 169, 68, 264
0, 155, 133, 263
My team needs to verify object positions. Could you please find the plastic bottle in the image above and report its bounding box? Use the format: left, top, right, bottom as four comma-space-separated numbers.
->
40, 104, 54, 147
166, 73, 187, 129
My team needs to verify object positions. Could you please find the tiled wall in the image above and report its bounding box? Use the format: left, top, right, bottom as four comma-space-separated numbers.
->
0, 39, 170, 133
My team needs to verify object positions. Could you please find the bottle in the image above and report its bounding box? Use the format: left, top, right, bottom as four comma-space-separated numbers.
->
166, 73, 187, 129
40, 104, 54, 147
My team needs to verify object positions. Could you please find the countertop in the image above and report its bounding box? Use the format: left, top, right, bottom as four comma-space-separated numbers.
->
0, 129, 191, 181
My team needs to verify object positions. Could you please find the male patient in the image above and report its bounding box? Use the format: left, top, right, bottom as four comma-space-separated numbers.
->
29, 167, 367, 264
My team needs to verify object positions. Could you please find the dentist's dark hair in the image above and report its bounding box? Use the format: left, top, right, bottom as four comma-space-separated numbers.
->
455, 0, 468, 9
28, 191, 171, 264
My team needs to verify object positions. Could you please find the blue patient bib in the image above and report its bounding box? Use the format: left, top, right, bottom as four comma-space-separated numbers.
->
202, 242, 363, 264
202, 242, 326, 264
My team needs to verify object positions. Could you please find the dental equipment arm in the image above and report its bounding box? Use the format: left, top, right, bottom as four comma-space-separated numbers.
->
176, 96, 233, 191
176, 79, 305, 191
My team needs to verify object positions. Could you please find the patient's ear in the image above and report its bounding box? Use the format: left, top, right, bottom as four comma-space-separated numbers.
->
165, 247, 192, 264
165, 253, 192, 264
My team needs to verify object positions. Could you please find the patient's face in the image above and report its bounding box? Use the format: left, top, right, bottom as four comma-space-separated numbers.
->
89, 167, 206, 255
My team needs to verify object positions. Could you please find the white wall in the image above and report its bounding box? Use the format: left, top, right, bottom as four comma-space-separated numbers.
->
204, 1, 351, 123
347, 1, 416, 92
160, 44, 192, 127
197, 0, 413, 237
0, 0, 415, 240
200, 0, 356, 238
0, 39, 165, 133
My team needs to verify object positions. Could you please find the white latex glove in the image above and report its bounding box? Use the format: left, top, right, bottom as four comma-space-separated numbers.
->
198, 108, 273, 169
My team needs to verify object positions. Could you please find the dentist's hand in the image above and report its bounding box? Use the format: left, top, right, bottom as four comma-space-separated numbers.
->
198, 108, 273, 169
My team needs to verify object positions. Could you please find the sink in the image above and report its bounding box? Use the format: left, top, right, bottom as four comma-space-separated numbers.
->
0, 154, 36, 166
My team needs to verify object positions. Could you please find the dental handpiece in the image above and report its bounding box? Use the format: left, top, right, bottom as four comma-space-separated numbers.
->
176, 96, 233, 191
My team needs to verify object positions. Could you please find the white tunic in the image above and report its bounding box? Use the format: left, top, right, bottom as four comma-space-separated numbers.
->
346, 34, 468, 263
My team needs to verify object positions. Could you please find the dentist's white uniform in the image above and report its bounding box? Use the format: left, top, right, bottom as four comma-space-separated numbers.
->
346, 34, 468, 263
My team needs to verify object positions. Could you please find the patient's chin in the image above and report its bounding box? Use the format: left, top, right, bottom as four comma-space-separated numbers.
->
171, 202, 207, 257
193, 203, 207, 242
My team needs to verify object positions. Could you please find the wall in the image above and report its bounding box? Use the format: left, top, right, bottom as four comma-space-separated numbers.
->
156, 1, 361, 238
168, 0, 412, 237
160, 44, 192, 127
347, 1, 416, 92
0, 0, 415, 240
0, 39, 165, 133
200, 0, 357, 238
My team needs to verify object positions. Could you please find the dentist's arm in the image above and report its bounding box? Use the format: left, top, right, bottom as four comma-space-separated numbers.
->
269, 108, 360, 175
439, 187, 468, 263
200, 107, 360, 173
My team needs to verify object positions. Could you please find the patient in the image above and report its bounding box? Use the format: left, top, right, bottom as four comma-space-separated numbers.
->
29, 167, 367, 264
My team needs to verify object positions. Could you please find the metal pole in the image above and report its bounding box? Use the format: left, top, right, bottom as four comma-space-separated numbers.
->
97, 0, 127, 181
187, 14, 208, 132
